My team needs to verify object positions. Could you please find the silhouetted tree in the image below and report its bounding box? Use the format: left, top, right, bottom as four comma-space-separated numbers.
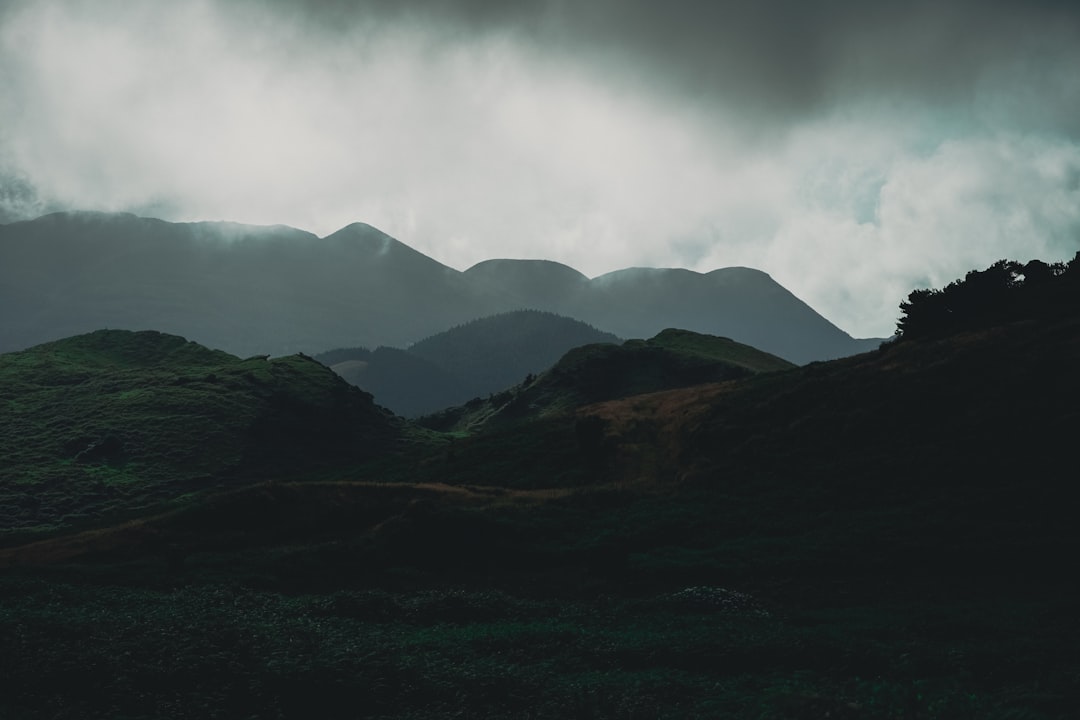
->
896, 256, 1079, 340
896, 287, 945, 338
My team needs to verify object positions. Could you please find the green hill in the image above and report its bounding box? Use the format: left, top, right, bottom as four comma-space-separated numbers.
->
421, 328, 795, 432
0, 330, 404, 539
637, 327, 797, 371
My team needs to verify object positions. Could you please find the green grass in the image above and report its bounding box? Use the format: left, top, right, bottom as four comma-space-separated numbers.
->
0, 330, 407, 541
636, 328, 796, 372
1, 572, 1073, 719
3, 442, 1074, 717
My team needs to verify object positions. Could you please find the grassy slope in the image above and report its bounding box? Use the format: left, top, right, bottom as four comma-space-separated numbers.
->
421, 328, 794, 433
634, 327, 796, 372
0, 329, 407, 540
1, 319, 1078, 718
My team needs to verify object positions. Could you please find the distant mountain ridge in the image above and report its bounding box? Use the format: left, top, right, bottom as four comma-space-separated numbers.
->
315, 310, 621, 417
0, 211, 883, 363
408, 310, 622, 398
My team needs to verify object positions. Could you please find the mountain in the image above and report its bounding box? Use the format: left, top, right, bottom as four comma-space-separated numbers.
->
583, 266, 882, 364
462, 258, 590, 315
407, 310, 620, 400
0, 211, 880, 363
468, 261, 882, 363
420, 328, 795, 432
0, 329, 404, 537
317, 345, 467, 418
0, 212, 487, 357
315, 310, 621, 417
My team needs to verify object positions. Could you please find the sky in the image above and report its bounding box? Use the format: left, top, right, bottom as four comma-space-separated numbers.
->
1, 0, 1079, 338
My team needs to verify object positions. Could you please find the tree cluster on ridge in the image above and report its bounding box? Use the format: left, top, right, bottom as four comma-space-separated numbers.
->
896, 253, 1080, 339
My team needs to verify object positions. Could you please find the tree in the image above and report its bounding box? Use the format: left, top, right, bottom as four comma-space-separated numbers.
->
896, 256, 1079, 341
896, 287, 945, 338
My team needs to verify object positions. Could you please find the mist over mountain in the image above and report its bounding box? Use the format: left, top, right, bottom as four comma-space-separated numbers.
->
0, 211, 881, 364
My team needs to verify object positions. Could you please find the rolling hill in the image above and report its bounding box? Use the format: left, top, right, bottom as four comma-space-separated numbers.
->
420, 328, 796, 433
316, 310, 621, 416
0, 329, 406, 538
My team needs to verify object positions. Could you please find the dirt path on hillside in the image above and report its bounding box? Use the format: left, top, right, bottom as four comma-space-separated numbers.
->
0, 480, 581, 568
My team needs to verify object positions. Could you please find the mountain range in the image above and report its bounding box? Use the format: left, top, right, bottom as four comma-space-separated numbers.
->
0, 211, 883, 364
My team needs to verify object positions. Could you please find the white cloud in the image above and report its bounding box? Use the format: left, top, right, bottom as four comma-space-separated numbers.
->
706, 128, 1080, 337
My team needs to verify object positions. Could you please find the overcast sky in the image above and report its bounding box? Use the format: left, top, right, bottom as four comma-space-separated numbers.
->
2, 0, 1079, 337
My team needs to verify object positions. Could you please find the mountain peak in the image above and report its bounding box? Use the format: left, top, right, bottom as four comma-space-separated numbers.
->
321, 222, 457, 270
323, 222, 396, 245
465, 258, 589, 282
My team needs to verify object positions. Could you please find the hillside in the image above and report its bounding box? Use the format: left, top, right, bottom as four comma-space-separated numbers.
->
0, 330, 405, 539
571, 265, 881, 364
420, 328, 795, 433
409, 310, 621, 391
318, 346, 466, 418
314, 310, 620, 417
0, 211, 880, 363
0, 212, 485, 356
462, 260, 884, 364
462, 258, 590, 315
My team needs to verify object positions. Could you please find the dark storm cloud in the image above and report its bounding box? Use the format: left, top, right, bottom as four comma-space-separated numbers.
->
250, 0, 1080, 121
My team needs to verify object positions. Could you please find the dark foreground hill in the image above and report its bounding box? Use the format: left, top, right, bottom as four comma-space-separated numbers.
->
316, 310, 621, 416
0, 277, 1077, 717
0, 211, 880, 363
0, 330, 405, 538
